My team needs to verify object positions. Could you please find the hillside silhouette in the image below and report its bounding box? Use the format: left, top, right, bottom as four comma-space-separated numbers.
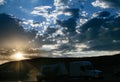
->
0, 54, 120, 81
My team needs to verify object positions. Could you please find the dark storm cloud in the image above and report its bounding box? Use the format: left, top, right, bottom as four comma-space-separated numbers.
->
1, 11, 120, 51
102, 0, 120, 8
97, 11, 110, 17
35, 27, 58, 45
56, 8, 79, 35
56, 17, 77, 35
86, 42, 120, 51
104, 16, 120, 40
40, 10, 120, 51
53, 8, 80, 51
57, 43, 76, 51
80, 11, 110, 40
92, 0, 120, 8
0, 13, 37, 48
0, 13, 25, 39
79, 11, 120, 50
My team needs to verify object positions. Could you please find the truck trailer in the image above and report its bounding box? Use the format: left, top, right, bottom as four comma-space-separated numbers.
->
37, 61, 103, 81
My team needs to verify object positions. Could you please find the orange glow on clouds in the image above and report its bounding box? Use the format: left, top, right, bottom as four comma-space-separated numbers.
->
10, 52, 27, 61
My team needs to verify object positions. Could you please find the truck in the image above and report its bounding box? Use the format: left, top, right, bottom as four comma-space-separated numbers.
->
37, 61, 103, 81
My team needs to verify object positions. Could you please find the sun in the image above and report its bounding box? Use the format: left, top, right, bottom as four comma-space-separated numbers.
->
11, 52, 26, 61
15, 52, 24, 60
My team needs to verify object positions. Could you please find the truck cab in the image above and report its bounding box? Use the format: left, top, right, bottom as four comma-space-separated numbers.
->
69, 61, 103, 79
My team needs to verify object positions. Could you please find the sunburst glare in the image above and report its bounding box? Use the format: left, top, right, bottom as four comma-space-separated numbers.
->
10, 52, 27, 61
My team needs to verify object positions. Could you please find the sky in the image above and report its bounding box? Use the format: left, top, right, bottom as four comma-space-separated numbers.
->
0, 0, 120, 63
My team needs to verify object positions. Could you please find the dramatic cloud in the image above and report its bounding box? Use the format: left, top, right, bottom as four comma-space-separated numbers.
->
92, 0, 110, 8
1, 0, 120, 58
79, 11, 120, 51
64, 8, 79, 18
30, 0, 82, 39
92, 0, 120, 8
0, 13, 38, 48
80, 11, 110, 39
54, 0, 69, 9
31, 6, 52, 17
102, 0, 120, 8
56, 17, 77, 35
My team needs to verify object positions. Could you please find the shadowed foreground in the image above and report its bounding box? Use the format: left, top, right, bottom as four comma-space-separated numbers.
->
0, 54, 120, 82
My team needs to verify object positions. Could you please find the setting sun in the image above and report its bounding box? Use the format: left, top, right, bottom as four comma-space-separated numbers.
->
15, 52, 24, 60
11, 52, 26, 61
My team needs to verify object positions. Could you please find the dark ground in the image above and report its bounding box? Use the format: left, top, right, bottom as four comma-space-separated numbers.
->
0, 54, 120, 82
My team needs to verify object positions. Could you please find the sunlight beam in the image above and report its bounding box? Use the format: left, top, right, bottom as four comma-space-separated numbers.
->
10, 52, 26, 61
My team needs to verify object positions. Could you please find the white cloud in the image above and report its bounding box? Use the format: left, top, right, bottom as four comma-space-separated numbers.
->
31, 6, 52, 16
41, 44, 59, 51
91, 12, 99, 18
79, 18, 88, 25
31, 0, 84, 30
31, 6, 55, 31
54, 0, 69, 11
54, 0, 69, 7
30, 0, 88, 39
64, 12, 72, 16
63, 50, 120, 57
34, 6, 52, 10
54, 28, 64, 36
91, 0, 110, 8
81, 11, 88, 17
22, 19, 41, 29
75, 43, 89, 51
0, 0, 5, 5
31, 6, 55, 21
31, 5, 72, 35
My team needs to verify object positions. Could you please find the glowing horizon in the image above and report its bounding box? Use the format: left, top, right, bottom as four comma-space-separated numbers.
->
10, 52, 28, 61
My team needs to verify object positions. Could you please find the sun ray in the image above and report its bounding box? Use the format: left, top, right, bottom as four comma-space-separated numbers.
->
10, 52, 27, 61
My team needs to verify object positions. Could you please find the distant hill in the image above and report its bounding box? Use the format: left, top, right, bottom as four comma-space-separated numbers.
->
0, 53, 120, 81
